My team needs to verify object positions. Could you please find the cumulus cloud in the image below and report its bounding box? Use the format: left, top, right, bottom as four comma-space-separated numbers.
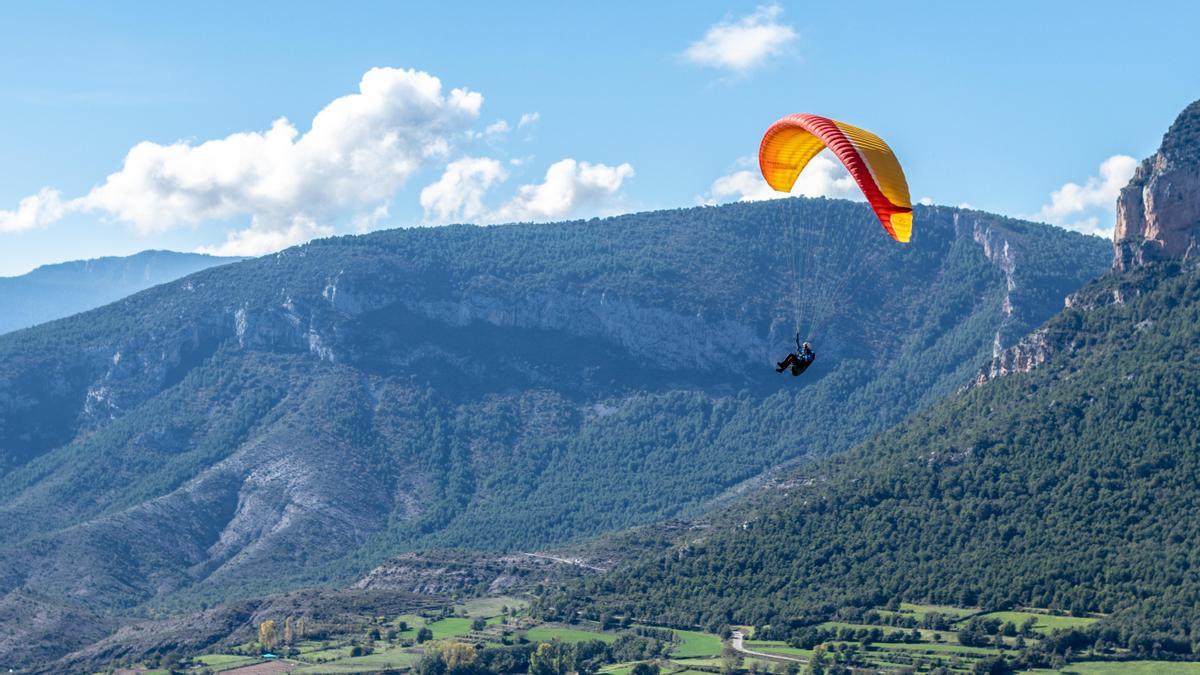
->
2, 67, 637, 253
704, 152, 860, 204
492, 159, 634, 222
1034, 154, 1137, 237
420, 157, 509, 223
2, 67, 483, 252
352, 203, 391, 233
0, 187, 66, 233
683, 4, 796, 73
197, 216, 335, 257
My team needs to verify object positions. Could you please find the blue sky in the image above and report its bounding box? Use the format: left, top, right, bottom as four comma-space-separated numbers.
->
1, 1, 1198, 275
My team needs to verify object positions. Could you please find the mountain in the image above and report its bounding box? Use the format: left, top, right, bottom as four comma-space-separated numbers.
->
1115, 99, 1200, 270
0, 198, 1108, 665
549, 260, 1200, 655
0, 250, 240, 335
544, 100, 1200, 660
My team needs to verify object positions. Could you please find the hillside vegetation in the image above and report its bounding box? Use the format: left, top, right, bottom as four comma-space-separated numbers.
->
0, 198, 1108, 665
545, 260, 1200, 660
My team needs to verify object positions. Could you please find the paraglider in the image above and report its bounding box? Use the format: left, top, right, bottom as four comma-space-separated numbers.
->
776, 335, 815, 376
759, 113, 913, 241
759, 113, 912, 374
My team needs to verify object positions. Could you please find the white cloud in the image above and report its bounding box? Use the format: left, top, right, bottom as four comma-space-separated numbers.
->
704, 153, 860, 204
420, 157, 509, 223
0, 188, 66, 233
196, 216, 335, 257
1034, 154, 1137, 237
683, 3, 796, 73
3, 67, 483, 251
352, 203, 391, 233
492, 159, 634, 222
918, 196, 934, 206
2, 67, 638, 253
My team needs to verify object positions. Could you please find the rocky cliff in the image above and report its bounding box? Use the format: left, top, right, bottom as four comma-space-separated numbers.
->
978, 98, 1200, 384
1115, 99, 1200, 270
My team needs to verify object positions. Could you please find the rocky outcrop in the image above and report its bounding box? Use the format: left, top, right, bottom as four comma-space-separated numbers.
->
977, 99, 1200, 385
1114, 99, 1200, 270
973, 326, 1057, 385
353, 551, 594, 596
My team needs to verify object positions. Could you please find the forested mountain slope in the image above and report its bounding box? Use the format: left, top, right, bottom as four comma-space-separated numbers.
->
0, 250, 238, 335
547, 259, 1200, 654
0, 198, 1107, 664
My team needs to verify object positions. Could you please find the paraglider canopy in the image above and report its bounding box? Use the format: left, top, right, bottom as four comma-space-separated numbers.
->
759, 113, 913, 242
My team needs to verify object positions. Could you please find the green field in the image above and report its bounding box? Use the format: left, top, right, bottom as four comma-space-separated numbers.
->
744, 640, 813, 659
194, 654, 259, 670
977, 610, 1098, 634
1021, 662, 1200, 674
427, 617, 476, 639
669, 628, 723, 658
819, 621, 946, 642
525, 625, 617, 644
871, 641, 1000, 656
896, 602, 981, 620
293, 645, 418, 673
457, 596, 528, 617
303, 645, 355, 661
678, 656, 778, 669
600, 662, 638, 675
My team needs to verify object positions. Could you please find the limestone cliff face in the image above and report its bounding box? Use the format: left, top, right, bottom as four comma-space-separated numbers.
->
1115, 99, 1200, 270
976, 99, 1200, 386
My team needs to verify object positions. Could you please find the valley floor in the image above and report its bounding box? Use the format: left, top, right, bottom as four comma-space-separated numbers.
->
103, 596, 1200, 675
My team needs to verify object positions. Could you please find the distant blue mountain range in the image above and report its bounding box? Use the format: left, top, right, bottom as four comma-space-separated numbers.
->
0, 250, 240, 334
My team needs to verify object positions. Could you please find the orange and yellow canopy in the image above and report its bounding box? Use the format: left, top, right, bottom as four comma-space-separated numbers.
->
759, 113, 913, 242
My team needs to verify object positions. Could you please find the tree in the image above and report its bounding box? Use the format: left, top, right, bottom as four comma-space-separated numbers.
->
441, 642, 480, 673
284, 616, 294, 644
473, 617, 488, 631
530, 640, 571, 675
258, 620, 278, 651
720, 646, 744, 675
418, 627, 435, 643
805, 644, 827, 675
416, 641, 479, 675
972, 656, 1012, 675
